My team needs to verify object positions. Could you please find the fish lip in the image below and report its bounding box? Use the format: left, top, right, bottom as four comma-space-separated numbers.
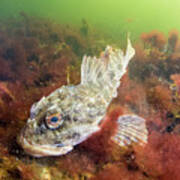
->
17, 134, 73, 157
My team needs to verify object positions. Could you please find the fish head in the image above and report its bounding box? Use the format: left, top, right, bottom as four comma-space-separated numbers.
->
17, 96, 74, 157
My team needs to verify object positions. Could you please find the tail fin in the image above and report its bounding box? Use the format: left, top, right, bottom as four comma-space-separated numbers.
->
111, 115, 148, 146
80, 37, 135, 99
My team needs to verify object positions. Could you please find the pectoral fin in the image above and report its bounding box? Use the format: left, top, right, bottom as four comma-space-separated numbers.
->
111, 115, 148, 146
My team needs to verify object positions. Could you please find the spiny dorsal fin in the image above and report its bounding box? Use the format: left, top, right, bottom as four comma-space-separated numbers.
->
80, 37, 135, 100
111, 115, 148, 146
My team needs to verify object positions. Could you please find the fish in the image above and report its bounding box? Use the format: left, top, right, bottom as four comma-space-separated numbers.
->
17, 37, 148, 157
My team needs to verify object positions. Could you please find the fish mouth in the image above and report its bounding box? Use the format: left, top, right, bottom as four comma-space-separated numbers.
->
17, 134, 73, 157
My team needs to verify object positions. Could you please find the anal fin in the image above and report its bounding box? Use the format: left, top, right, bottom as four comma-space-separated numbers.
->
111, 115, 148, 146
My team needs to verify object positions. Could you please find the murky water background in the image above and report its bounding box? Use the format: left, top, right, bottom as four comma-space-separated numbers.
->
1, 0, 180, 37
0, 1, 180, 180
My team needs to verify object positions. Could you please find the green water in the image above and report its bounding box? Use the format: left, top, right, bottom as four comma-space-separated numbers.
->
0, 0, 179, 38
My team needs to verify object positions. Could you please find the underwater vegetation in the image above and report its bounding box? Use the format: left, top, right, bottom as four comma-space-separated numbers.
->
1, 14, 180, 180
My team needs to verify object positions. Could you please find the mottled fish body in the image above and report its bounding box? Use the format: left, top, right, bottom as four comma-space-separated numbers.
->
18, 38, 148, 157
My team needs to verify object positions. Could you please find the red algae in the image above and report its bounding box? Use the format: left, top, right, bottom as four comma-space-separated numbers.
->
146, 85, 173, 111
78, 107, 123, 163
1, 14, 180, 180
91, 163, 145, 180
141, 30, 166, 49
135, 131, 180, 180
57, 152, 96, 176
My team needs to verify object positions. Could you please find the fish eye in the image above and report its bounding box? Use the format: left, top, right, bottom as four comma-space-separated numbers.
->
45, 113, 63, 130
